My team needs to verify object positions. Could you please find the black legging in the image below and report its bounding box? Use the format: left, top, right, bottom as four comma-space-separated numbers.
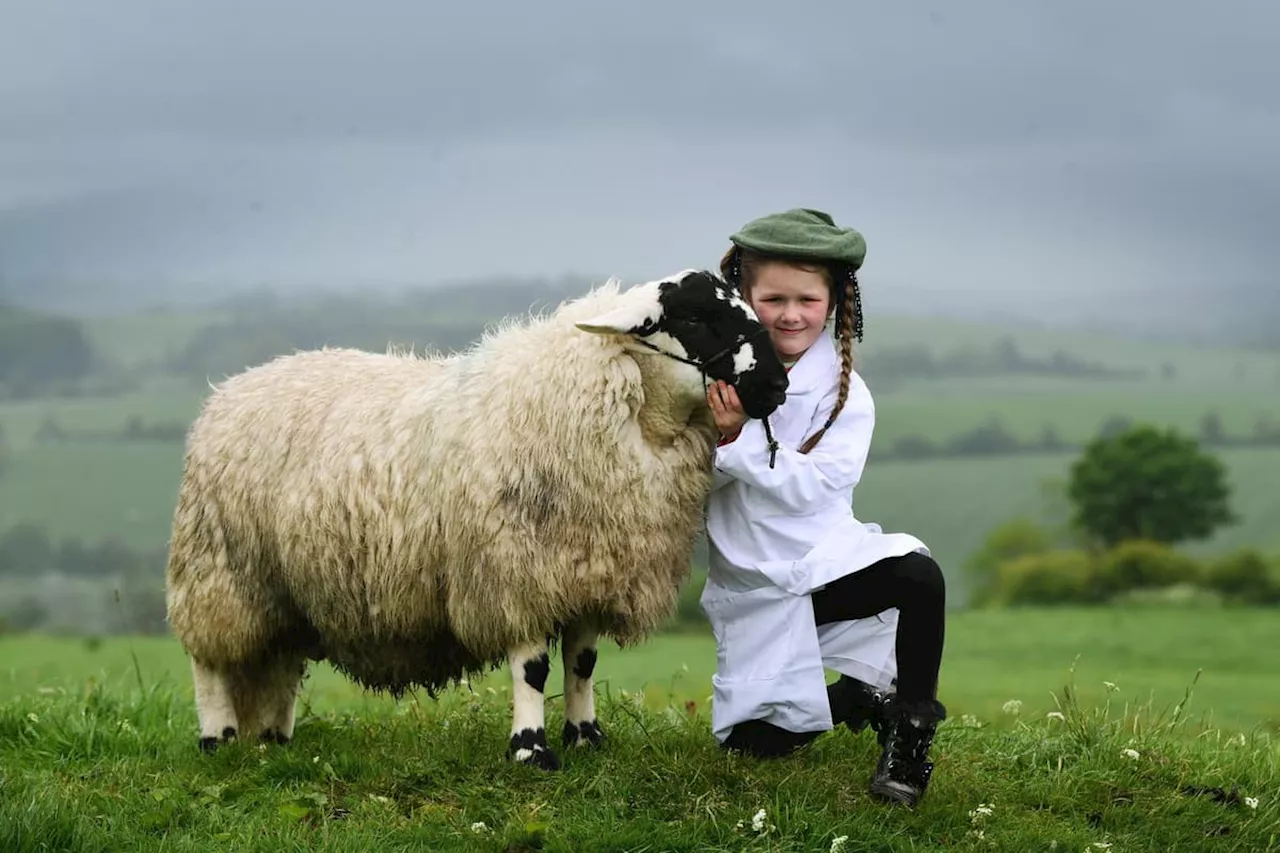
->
811, 550, 946, 703
722, 551, 946, 757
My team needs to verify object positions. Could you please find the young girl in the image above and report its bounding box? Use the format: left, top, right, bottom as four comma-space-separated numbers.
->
699, 208, 948, 808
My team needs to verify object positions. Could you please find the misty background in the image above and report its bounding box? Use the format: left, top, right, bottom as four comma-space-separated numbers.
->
2, 1, 1280, 636
2, 0, 1277, 338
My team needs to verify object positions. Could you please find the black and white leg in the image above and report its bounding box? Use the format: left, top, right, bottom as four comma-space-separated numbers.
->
192, 658, 239, 752
506, 639, 559, 770
561, 621, 604, 748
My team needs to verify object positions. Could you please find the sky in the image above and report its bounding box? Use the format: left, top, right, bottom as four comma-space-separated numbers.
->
1, 0, 1277, 327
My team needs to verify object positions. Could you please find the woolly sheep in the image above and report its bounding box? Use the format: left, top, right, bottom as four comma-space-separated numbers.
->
164, 269, 789, 769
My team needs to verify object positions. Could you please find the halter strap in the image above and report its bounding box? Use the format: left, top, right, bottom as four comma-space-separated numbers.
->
631, 327, 780, 468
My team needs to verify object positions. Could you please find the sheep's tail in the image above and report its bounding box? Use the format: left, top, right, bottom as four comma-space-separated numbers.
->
165, 454, 279, 667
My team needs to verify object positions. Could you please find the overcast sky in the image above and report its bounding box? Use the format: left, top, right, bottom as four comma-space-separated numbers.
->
1, 0, 1277, 325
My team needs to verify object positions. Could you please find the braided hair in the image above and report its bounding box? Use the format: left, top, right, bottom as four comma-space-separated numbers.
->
720, 245, 864, 455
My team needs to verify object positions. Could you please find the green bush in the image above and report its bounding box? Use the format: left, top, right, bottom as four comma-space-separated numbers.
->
991, 550, 1099, 605
1204, 548, 1280, 604
1089, 539, 1202, 600
962, 517, 1054, 607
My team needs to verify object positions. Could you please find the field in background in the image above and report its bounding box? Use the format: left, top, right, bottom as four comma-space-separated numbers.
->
2, 298, 1279, 615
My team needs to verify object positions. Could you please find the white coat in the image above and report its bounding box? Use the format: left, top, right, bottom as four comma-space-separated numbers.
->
699, 329, 929, 742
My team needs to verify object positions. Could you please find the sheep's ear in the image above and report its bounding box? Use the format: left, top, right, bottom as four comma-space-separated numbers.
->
574, 302, 662, 336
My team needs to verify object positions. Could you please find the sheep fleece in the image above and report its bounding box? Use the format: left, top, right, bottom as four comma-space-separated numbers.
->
165, 285, 720, 694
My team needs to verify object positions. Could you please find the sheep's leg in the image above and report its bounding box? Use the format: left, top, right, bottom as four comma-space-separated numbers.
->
506, 639, 559, 770
242, 653, 307, 745
561, 621, 605, 748
192, 658, 239, 751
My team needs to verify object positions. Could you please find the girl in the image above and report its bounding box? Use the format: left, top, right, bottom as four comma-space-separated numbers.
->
699, 208, 948, 808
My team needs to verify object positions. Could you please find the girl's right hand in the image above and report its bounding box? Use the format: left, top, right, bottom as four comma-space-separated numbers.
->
708, 380, 747, 440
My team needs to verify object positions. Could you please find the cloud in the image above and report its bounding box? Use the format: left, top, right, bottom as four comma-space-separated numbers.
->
1, 0, 1276, 327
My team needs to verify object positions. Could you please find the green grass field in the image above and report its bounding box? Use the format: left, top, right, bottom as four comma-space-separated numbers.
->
2, 608, 1277, 851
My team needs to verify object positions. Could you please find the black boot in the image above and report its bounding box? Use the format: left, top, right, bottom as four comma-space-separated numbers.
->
827, 675, 894, 737
868, 697, 946, 807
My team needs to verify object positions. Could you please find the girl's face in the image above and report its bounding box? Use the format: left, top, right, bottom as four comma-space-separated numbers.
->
746, 261, 832, 360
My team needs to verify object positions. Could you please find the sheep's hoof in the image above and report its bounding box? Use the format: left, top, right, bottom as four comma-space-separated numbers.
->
508, 728, 561, 771
259, 728, 291, 746
562, 719, 605, 749
199, 726, 238, 752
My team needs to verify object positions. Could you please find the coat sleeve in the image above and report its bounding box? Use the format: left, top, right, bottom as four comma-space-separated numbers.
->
712, 379, 874, 514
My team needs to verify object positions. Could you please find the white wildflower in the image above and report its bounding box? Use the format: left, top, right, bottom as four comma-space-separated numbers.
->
1245, 796, 1258, 810
969, 803, 994, 822
27, 713, 38, 723
1121, 748, 1139, 760
1103, 681, 1117, 693
369, 794, 392, 804
830, 835, 849, 853
470, 821, 490, 833
1227, 732, 1246, 747
1002, 699, 1023, 715
959, 714, 983, 728
1089, 842, 1113, 851
1047, 711, 1066, 722
313, 755, 320, 763
751, 808, 768, 833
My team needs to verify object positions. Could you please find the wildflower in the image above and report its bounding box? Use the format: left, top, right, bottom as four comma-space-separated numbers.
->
27, 713, 38, 723
1245, 796, 1258, 810
1121, 748, 1139, 760
1103, 681, 1117, 693
1227, 733, 1246, 747
1089, 842, 1112, 851
470, 821, 490, 832
830, 835, 849, 853
751, 808, 767, 833
969, 803, 994, 822
1002, 699, 1022, 715
1046, 711, 1065, 722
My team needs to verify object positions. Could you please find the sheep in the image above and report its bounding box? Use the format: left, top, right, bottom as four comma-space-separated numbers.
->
164, 268, 789, 770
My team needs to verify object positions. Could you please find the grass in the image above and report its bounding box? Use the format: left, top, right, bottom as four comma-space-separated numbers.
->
1, 608, 1278, 851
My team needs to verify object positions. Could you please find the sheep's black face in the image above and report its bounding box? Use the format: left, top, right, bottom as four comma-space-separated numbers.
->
649, 270, 789, 420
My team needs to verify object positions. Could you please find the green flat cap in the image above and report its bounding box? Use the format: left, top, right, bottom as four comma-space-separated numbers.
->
730, 207, 867, 270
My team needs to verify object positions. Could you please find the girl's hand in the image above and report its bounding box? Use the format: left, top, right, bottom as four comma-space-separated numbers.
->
707, 380, 747, 440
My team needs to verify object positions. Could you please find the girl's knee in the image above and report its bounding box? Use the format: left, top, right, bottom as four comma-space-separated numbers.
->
900, 553, 946, 601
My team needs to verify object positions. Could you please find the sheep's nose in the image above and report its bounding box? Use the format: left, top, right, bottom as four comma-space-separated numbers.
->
769, 375, 789, 404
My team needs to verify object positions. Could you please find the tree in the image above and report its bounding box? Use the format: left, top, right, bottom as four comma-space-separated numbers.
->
1066, 424, 1237, 547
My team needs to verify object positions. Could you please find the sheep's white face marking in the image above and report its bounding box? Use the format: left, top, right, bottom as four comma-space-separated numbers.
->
576, 269, 788, 420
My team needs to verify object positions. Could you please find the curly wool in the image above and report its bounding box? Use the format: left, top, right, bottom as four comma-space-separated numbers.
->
164, 279, 720, 695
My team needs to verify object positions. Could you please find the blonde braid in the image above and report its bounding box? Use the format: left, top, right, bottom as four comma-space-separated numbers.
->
798, 268, 857, 454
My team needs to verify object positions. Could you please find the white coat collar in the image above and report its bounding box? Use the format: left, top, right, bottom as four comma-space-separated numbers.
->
781, 329, 838, 395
